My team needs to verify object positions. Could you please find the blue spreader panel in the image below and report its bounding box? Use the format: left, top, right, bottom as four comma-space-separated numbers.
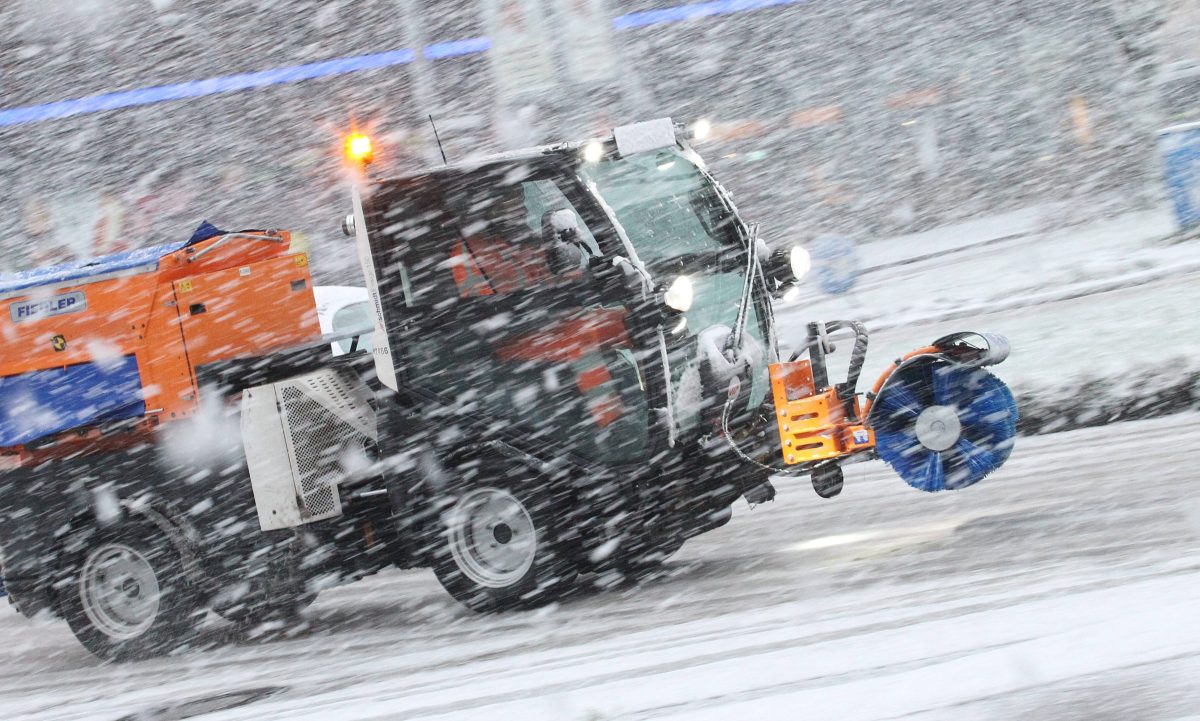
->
0, 356, 145, 447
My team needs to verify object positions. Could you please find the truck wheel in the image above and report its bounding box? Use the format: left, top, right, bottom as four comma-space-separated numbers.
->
434, 480, 578, 613
59, 524, 197, 661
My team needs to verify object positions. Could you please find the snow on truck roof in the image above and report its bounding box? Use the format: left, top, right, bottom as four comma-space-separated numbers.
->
371, 138, 599, 184
0, 222, 224, 297
0, 241, 187, 297
371, 119, 683, 183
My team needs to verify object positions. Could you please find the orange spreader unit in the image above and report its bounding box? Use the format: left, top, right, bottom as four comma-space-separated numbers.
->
0, 231, 320, 460
769, 360, 875, 465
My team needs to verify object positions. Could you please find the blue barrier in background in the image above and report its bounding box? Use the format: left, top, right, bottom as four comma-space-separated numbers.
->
809, 235, 860, 295
0, 0, 807, 128
0, 49, 417, 126
613, 0, 804, 29
1160, 122, 1200, 232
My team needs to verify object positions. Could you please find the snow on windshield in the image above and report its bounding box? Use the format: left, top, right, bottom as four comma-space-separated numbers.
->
581, 147, 740, 266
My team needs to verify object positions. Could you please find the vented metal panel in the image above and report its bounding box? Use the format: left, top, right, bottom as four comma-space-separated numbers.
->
293, 369, 376, 436
279, 386, 348, 517
272, 368, 376, 524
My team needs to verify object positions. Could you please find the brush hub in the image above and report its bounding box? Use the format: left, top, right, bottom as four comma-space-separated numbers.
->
915, 405, 961, 452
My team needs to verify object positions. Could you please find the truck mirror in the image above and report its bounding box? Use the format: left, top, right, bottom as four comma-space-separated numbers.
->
546, 209, 580, 243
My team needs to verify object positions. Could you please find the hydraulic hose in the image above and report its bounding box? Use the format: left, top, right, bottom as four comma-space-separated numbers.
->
789, 320, 869, 417
823, 320, 869, 404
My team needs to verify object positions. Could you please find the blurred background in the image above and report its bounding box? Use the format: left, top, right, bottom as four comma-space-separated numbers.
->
2, 6, 1200, 718
1, 0, 1198, 281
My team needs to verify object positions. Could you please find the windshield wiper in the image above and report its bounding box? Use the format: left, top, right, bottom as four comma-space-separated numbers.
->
645, 249, 746, 276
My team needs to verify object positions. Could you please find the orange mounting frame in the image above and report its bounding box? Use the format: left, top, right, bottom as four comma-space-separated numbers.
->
769, 344, 945, 467
769, 360, 874, 466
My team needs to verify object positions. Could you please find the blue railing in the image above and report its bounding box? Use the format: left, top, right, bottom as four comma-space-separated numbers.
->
0, 0, 805, 128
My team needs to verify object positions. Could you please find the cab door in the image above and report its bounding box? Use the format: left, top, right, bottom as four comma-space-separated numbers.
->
364, 165, 654, 465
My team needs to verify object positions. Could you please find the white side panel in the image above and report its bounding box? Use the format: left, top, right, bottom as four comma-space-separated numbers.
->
243, 368, 376, 531
242, 386, 305, 531
290, 369, 377, 441
352, 185, 398, 391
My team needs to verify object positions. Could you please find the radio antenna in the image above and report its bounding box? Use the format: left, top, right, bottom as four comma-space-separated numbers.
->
429, 115, 448, 165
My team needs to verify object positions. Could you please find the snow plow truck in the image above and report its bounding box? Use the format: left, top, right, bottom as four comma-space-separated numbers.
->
0, 119, 1018, 660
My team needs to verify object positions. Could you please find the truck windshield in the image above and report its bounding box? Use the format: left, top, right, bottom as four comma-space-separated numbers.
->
581, 145, 767, 426
579, 147, 743, 273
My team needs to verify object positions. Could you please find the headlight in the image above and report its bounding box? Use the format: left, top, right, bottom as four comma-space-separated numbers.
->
582, 141, 604, 164
790, 245, 811, 280
664, 275, 694, 312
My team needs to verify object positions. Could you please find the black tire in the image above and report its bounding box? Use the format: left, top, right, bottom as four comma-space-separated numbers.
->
432, 465, 579, 613
59, 522, 198, 661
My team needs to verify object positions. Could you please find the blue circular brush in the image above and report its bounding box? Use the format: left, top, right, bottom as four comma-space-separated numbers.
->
871, 361, 1017, 492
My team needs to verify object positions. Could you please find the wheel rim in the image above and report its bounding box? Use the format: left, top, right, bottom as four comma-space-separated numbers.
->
447, 488, 538, 589
79, 542, 162, 640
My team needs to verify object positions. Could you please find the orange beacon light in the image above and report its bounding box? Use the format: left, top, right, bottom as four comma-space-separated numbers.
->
345, 133, 374, 165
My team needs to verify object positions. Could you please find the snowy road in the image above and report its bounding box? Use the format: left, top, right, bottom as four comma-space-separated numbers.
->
2, 413, 1198, 720
838, 273, 1200, 390
778, 267, 1200, 394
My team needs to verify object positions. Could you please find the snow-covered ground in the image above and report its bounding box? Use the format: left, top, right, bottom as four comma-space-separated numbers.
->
777, 205, 1200, 392
2, 413, 1198, 720
783, 204, 1187, 327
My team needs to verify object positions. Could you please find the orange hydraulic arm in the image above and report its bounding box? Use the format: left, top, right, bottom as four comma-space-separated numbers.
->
860, 345, 941, 418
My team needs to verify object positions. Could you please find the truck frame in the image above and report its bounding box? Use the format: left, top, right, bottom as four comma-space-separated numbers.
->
0, 119, 1017, 660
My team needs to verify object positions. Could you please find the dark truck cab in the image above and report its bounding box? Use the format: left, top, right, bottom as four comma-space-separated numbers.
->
348, 121, 789, 607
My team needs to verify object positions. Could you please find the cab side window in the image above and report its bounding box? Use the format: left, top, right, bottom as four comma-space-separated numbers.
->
449, 174, 599, 298
520, 180, 601, 256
